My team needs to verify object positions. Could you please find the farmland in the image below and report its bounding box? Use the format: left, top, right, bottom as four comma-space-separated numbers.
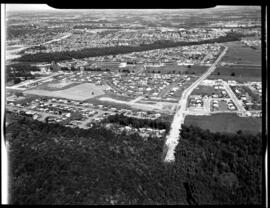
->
184, 113, 262, 134
221, 41, 261, 65
209, 65, 261, 82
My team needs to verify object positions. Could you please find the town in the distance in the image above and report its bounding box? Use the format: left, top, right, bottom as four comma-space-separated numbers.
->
4, 6, 263, 205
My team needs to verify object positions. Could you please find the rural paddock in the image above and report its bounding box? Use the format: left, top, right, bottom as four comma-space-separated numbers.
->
185, 113, 262, 134
24, 83, 106, 101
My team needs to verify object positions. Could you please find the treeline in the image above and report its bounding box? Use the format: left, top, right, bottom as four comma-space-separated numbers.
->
103, 113, 171, 133
6, 112, 263, 205
6, 63, 40, 84
19, 45, 47, 55
15, 32, 244, 63
73, 25, 125, 30
60, 67, 110, 72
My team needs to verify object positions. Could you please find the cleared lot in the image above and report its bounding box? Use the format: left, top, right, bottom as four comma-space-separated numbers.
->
209, 65, 261, 82
221, 41, 261, 65
24, 83, 106, 101
185, 113, 261, 134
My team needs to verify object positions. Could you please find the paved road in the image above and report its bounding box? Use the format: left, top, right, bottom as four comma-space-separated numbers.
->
222, 80, 246, 114
129, 96, 144, 104
6, 72, 63, 90
135, 65, 146, 75
42, 33, 72, 45
6, 34, 72, 62
164, 46, 228, 162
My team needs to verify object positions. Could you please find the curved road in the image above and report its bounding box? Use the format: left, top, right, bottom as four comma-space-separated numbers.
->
164, 46, 228, 162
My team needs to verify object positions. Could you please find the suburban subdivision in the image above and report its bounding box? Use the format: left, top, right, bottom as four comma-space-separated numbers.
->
4, 5, 263, 205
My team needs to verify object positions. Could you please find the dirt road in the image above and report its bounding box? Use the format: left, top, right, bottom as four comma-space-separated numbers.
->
164, 46, 228, 162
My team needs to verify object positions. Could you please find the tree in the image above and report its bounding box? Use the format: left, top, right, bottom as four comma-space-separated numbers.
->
70, 112, 83, 120
14, 92, 23, 97
13, 78, 21, 84
236, 130, 242, 135
231, 72, 235, 76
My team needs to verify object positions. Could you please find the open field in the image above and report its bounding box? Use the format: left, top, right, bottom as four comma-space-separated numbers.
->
209, 75, 261, 82
146, 64, 208, 75
221, 41, 261, 65
85, 96, 133, 110
209, 64, 261, 82
92, 96, 176, 113
36, 81, 81, 91
191, 85, 217, 96
185, 113, 262, 134
105, 93, 133, 102
24, 83, 106, 101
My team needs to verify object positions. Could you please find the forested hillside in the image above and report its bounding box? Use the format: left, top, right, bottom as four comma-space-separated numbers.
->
6, 112, 263, 205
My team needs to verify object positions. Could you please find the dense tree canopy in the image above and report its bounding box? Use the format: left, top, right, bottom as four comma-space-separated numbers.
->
103, 113, 171, 133
6, 63, 39, 84
6, 112, 263, 205
15, 32, 245, 63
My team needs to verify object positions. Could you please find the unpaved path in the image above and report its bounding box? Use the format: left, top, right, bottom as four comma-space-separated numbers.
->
164, 47, 228, 162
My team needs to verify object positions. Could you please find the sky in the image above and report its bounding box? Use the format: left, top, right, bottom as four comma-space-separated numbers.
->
6, 4, 56, 12
5, 4, 259, 13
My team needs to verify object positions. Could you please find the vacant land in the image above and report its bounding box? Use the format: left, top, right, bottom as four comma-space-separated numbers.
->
105, 93, 133, 102
85, 96, 133, 110
24, 83, 106, 101
36, 81, 81, 91
221, 41, 261, 65
185, 113, 261, 134
209, 65, 261, 82
191, 85, 217, 96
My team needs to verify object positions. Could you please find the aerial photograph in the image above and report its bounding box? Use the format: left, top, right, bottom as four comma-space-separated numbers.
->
2, 4, 264, 205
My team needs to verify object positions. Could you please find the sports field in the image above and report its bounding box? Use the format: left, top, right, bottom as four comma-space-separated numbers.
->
36, 81, 81, 91
24, 83, 106, 101
184, 113, 261, 135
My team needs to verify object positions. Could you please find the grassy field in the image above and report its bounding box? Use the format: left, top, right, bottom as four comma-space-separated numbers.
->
85, 96, 133, 110
185, 113, 261, 135
209, 65, 262, 82
191, 85, 217, 96
221, 41, 261, 65
36, 81, 81, 91
24, 83, 106, 101
146, 64, 208, 75
105, 93, 133, 102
